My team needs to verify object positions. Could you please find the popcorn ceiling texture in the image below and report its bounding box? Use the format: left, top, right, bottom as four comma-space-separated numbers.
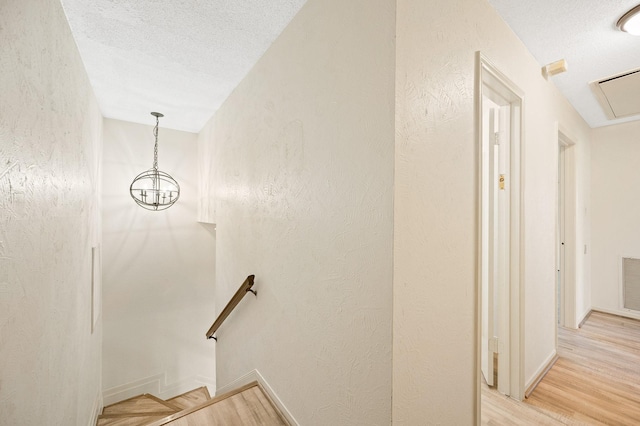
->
0, 0, 103, 424
487, 0, 640, 128
205, 0, 395, 424
60, 0, 308, 133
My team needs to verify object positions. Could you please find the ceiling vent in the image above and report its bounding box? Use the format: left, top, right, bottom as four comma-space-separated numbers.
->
590, 68, 640, 120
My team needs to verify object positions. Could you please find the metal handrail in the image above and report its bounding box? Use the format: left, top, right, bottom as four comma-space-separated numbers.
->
206, 275, 256, 341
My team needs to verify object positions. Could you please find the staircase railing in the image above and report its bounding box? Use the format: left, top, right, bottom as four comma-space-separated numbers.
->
206, 275, 256, 341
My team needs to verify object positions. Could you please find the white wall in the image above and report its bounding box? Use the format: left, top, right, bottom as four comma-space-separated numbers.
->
101, 119, 216, 403
204, 0, 395, 424
591, 120, 640, 319
564, 131, 592, 327
394, 0, 591, 422
0, 0, 103, 423
197, 121, 216, 224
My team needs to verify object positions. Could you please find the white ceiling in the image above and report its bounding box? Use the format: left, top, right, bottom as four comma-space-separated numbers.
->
62, 0, 640, 132
487, 0, 640, 128
60, 0, 308, 132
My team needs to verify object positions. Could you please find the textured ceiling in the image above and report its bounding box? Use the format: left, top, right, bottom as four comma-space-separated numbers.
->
61, 0, 308, 132
487, 0, 640, 128
62, 0, 640, 131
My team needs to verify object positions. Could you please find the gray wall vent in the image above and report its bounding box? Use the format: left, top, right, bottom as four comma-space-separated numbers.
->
623, 257, 640, 312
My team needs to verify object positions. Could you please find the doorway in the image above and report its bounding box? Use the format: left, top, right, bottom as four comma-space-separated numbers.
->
557, 143, 566, 328
476, 53, 524, 404
556, 131, 577, 330
480, 96, 509, 392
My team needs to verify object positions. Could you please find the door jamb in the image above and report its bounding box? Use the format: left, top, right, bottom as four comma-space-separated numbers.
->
475, 52, 525, 417
557, 127, 577, 330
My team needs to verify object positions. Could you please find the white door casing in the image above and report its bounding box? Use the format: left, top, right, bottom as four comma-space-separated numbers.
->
476, 52, 525, 406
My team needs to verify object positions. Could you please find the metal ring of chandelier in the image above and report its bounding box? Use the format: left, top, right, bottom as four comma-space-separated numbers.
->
129, 112, 180, 211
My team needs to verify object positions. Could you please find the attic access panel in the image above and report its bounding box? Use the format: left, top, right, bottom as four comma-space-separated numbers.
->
591, 68, 640, 119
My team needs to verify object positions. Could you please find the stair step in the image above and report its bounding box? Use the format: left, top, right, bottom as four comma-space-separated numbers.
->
97, 414, 168, 426
166, 386, 211, 410
146, 382, 288, 425
102, 394, 180, 416
97, 385, 286, 426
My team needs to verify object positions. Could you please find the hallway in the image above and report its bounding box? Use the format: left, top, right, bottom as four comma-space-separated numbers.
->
482, 311, 640, 424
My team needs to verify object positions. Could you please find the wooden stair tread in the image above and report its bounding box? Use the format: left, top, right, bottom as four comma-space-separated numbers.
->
98, 385, 287, 426
147, 382, 289, 426
102, 394, 180, 416
97, 414, 167, 426
166, 387, 211, 410
167, 385, 288, 426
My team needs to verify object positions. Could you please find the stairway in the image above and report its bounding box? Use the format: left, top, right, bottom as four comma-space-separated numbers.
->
97, 382, 288, 425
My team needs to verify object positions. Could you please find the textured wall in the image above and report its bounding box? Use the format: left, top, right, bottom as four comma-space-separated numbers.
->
207, 0, 395, 424
591, 121, 640, 319
394, 0, 591, 422
197, 121, 215, 224
0, 0, 103, 424
568, 130, 592, 327
101, 119, 216, 401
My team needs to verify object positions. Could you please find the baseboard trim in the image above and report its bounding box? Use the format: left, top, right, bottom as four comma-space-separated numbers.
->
88, 389, 103, 426
525, 352, 558, 399
216, 369, 299, 426
578, 309, 592, 328
103, 373, 215, 406
592, 306, 640, 321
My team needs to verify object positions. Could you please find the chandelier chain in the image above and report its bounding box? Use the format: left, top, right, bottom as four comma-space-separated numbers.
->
153, 114, 159, 170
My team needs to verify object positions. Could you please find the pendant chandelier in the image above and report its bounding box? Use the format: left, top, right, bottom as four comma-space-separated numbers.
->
129, 112, 180, 211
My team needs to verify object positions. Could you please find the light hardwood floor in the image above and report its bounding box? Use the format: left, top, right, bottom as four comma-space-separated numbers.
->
147, 382, 288, 426
101, 394, 179, 416
98, 388, 210, 426
98, 394, 181, 426
166, 387, 211, 410
482, 311, 640, 425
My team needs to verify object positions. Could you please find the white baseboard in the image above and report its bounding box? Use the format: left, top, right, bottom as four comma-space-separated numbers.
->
88, 389, 103, 426
216, 369, 299, 426
103, 373, 216, 406
592, 306, 640, 321
577, 309, 592, 328
525, 350, 558, 398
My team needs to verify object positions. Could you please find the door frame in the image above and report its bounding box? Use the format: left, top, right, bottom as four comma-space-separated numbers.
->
475, 52, 525, 413
556, 127, 577, 330
480, 102, 500, 388
557, 141, 566, 333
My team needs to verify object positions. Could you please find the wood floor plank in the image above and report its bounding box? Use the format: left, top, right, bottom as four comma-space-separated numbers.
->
102, 394, 178, 416
481, 384, 568, 425
483, 311, 640, 425
150, 383, 288, 426
97, 415, 166, 426
166, 387, 211, 410
167, 387, 288, 426
527, 312, 640, 425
